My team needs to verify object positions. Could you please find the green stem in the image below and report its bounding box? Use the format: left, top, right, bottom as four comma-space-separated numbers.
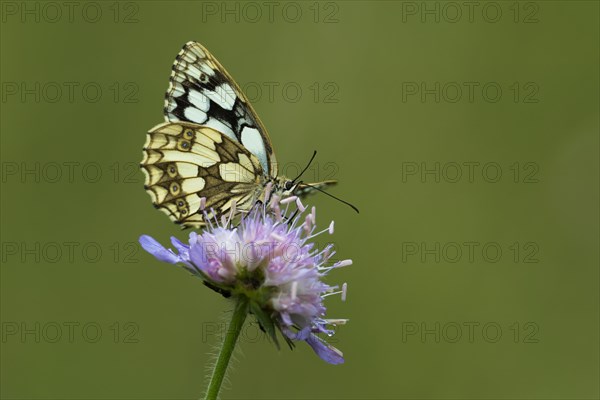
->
204, 296, 249, 400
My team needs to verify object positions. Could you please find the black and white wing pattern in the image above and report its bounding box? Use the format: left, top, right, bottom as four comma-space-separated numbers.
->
141, 122, 265, 227
142, 42, 351, 227
164, 41, 278, 178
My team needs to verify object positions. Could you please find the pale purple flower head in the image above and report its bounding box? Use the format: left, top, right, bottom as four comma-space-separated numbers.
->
139, 194, 351, 364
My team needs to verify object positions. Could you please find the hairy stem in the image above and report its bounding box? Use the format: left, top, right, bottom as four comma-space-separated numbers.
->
204, 296, 249, 400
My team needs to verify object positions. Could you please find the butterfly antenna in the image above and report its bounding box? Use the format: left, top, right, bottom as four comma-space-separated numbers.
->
298, 182, 360, 214
292, 150, 318, 184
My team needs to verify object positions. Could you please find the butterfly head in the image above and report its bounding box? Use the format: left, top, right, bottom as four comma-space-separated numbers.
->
272, 176, 298, 197
268, 150, 319, 199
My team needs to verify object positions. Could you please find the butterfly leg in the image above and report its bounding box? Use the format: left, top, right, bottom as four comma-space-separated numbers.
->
284, 209, 299, 225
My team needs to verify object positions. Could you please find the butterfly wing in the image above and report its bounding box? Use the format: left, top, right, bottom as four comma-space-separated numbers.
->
141, 122, 265, 227
164, 41, 278, 178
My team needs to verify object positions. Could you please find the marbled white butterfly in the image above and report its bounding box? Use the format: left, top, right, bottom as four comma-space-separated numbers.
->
141, 42, 346, 227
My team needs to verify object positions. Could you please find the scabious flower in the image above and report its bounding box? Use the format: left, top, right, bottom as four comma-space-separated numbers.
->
139, 194, 351, 364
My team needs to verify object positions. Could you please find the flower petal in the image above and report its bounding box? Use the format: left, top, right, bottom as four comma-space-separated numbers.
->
139, 235, 180, 264
305, 334, 345, 365
170, 236, 190, 259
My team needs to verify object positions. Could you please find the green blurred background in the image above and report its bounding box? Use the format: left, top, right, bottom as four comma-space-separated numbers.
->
1, 1, 598, 399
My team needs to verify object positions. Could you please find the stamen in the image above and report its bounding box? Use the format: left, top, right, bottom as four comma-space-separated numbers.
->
264, 181, 273, 202
269, 194, 280, 209
307, 227, 333, 240
269, 195, 282, 221
322, 289, 344, 298
280, 196, 298, 205
328, 221, 335, 234
280, 199, 295, 224
295, 197, 306, 212
335, 259, 353, 268
199, 197, 207, 211
204, 208, 217, 230
311, 244, 333, 260
341, 283, 347, 302
324, 318, 349, 325
291, 281, 298, 300
304, 214, 313, 233
311, 206, 316, 224
274, 204, 282, 222
225, 199, 237, 227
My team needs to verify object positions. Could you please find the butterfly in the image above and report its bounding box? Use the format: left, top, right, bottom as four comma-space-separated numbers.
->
141, 42, 347, 227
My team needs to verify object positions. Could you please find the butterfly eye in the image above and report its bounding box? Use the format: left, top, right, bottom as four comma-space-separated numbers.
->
284, 180, 293, 191
177, 200, 184, 207
167, 164, 178, 177
200, 73, 208, 83
170, 183, 180, 195
184, 130, 194, 139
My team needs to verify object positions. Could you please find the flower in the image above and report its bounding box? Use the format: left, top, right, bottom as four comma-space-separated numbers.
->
139, 195, 351, 364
